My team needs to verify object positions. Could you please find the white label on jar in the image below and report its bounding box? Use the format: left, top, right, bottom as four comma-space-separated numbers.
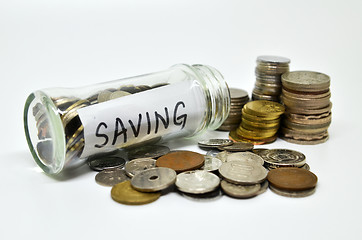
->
77, 80, 206, 158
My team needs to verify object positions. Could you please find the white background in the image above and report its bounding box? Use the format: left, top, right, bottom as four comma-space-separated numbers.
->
1, 0, 362, 239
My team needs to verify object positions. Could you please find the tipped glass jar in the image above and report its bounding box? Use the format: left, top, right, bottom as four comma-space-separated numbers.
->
24, 64, 230, 175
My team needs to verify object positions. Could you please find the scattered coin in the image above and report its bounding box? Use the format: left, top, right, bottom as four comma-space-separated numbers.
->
225, 152, 264, 165
206, 149, 221, 157
124, 158, 157, 178
87, 156, 126, 171
95, 169, 130, 187
201, 156, 223, 172
198, 139, 233, 149
131, 167, 177, 192
127, 145, 170, 160
180, 189, 223, 202
217, 142, 254, 152
111, 181, 161, 205
267, 167, 318, 191
219, 161, 268, 185
156, 151, 205, 173
176, 170, 220, 194
259, 149, 306, 168
269, 184, 316, 198
221, 180, 261, 199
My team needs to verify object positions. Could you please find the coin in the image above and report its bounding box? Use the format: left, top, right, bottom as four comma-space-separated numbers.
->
131, 167, 177, 192
229, 88, 249, 99
282, 71, 330, 92
229, 130, 277, 145
259, 149, 306, 168
156, 151, 205, 173
124, 158, 157, 177
111, 181, 160, 205
269, 185, 316, 198
225, 152, 264, 165
95, 169, 130, 187
280, 135, 329, 145
215, 151, 229, 163
198, 139, 233, 149
127, 145, 170, 160
176, 170, 220, 194
201, 156, 223, 172
109, 90, 132, 100
267, 167, 318, 191
219, 161, 268, 185
257, 55, 291, 64
180, 189, 223, 202
244, 100, 285, 117
217, 142, 254, 152
87, 156, 126, 171
206, 149, 221, 157
97, 90, 112, 103
221, 180, 261, 198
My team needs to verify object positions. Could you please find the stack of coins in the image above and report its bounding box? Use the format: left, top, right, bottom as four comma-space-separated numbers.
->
252, 55, 290, 102
229, 100, 285, 145
218, 88, 249, 131
280, 71, 332, 144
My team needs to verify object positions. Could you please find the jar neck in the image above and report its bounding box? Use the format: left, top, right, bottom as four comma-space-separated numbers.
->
175, 64, 230, 131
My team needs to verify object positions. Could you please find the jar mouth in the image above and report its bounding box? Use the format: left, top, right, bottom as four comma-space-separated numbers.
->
24, 91, 66, 174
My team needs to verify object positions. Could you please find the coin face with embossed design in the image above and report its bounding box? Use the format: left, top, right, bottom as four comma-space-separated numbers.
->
219, 161, 268, 185
131, 167, 176, 192
88, 156, 126, 171
176, 170, 220, 194
259, 149, 306, 168
111, 181, 160, 205
225, 152, 264, 165
221, 180, 261, 198
95, 168, 130, 187
125, 158, 157, 177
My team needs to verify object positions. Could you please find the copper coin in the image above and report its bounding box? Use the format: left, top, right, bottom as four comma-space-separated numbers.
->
156, 151, 205, 173
267, 167, 318, 191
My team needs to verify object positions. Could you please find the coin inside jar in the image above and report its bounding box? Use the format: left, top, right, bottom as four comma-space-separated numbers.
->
267, 167, 318, 191
131, 167, 177, 192
156, 151, 205, 173
176, 170, 220, 194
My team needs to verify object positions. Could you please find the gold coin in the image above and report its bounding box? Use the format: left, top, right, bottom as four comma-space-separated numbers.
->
229, 130, 277, 145
244, 100, 285, 117
236, 125, 277, 140
242, 117, 280, 129
242, 108, 280, 121
111, 181, 160, 205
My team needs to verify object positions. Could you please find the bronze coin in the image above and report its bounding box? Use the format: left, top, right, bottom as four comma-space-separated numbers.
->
267, 167, 318, 191
156, 151, 205, 173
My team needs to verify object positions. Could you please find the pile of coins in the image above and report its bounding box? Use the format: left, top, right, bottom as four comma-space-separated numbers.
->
32, 83, 168, 166
218, 88, 249, 131
88, 139, 318, 205
252, 55, 290, 102
229, 100, 285, 145
280, 71, 332, 144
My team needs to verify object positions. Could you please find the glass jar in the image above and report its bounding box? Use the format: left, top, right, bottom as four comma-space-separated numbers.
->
24, 64, 230, 175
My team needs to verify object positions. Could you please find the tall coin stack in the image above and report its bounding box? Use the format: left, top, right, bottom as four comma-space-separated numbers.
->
218, 88, 249, 131
280, 71, 332, 144
229, 100, 285, 145
252, 55, 291, 102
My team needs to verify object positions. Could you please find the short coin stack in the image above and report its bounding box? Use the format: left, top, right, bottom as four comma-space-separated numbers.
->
229, 100, 285, 145
252, 55, 290, 102
218, 88, 249, 131
280, 71, 332, 144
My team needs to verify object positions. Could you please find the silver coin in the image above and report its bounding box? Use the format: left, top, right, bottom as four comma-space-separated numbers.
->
257, 55, 291, 64
257, 180, 269, 195
131, 167, 177, 192
201, 156, 223, 172
95, 169, 130, 187
215, 151, 230, 163
226, 152, 264, 165
252, 148, 269, 155
229, 88, 249, 99
127, 145, 170, 160
97, 90, 112, 103
176, 170, 220, 194
206, 149, 221, 157
124, 158, 157, 177
180, 189, 223, 202
109, 90, 131, 100
221, 180, 261, 199
198, 139, 233, 149
259, 149, 306, 168
87, 156, 126, 171
219, 161, 268, 185
269, 185, 316, 198
218, 142, 254, 152
301, 163, 310, 171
